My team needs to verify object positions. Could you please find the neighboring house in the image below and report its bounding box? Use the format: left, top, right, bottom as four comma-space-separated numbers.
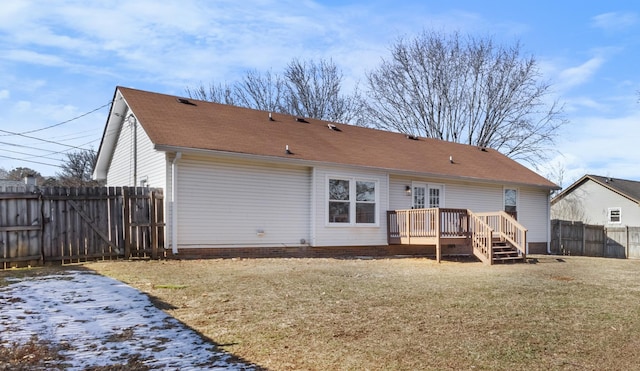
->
0, 177, 36, 192
551, 175, 640, 226
93, 87, 559, 262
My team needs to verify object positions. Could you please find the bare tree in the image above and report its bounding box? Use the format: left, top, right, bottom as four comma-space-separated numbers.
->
57, 149, 103, 187
235, 69, 286, 112
284, 58, 363, 124
551, 190, 588, 222
6, 167, 45, 184
186, 59, 363, 124
364, 30, 566, 167
185, 82, 236, 105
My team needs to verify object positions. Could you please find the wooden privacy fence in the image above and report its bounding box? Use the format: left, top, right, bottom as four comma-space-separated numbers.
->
551, 219, 640, 259
0, 187, 164, 269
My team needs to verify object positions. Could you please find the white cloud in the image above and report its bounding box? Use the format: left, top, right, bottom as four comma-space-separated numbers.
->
592, 12, 638, 31
551, 111, 640, 181
557, 56, 605, 90
0, 90, 9, 99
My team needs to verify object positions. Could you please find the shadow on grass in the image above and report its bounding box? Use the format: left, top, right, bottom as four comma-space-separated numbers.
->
1, 264, 266, 371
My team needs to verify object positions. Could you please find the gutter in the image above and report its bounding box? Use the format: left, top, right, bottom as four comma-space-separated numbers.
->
171, 152, 182, 254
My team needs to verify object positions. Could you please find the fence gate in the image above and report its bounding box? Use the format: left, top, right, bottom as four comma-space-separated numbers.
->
0, 187, 164, 269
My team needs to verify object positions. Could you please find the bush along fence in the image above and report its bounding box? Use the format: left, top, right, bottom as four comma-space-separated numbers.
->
550, 219, 640, 259
0, 186, 165, 269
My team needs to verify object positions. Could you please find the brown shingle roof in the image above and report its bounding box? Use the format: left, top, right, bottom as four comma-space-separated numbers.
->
116, 86, 558, 189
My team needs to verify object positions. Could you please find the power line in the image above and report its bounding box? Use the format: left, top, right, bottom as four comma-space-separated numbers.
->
0, 100, 113, 137
0, 154, 63, 168
0, 128, 88, 150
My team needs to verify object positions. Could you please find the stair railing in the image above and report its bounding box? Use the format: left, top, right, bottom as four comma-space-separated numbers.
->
475, 211, 527, 259
467, 210, 493, 265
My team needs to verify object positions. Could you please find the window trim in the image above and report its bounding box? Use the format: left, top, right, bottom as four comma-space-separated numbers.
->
608, 207, 622, 224
327, 176, 379, 227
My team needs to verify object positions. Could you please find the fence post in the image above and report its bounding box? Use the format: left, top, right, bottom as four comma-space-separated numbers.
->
581, 223, 586, 256
626, 226, 630, 259
559, 220, 563, 254
123, 187, 131, 259
150, 189, 158, 260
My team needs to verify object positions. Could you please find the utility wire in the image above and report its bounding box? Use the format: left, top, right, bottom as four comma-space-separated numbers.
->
0, 154, 63, 168
0, 128, 88, 150
0, 100, 112, 137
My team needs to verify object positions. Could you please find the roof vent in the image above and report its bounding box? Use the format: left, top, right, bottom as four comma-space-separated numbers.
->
176, 98, 196, 106
269, 112, 275, 121
296, 117, 309, 123
327, 124, 341, 131
479, 147, 488, 152
406, 135, 419, 140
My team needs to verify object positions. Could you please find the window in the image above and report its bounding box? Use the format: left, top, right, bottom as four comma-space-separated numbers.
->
608, 208, 621, 224
328, 177, 377, 225
504, 188, 517, 214
429, 187, 441, 208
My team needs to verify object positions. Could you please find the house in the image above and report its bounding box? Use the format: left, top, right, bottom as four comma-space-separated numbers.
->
0, 179, 25, 192
0, 176, 36, 192
93, 87, 559, 263
551, 174, 640, 226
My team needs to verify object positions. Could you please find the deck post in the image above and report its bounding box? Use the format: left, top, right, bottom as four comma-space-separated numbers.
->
436, 208, 441, 263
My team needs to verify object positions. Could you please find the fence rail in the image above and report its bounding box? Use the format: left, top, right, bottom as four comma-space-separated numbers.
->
0, 186, 164, 269
551, 219, 640, 259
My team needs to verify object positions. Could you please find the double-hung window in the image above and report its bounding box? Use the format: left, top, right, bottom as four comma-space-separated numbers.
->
608, 207, 621, 224
328, 177, 377, 225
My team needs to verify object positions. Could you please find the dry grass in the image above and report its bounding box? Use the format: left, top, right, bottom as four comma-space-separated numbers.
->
78, 256, 640, 370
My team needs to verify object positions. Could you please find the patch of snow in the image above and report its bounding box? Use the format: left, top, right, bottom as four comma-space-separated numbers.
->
0, 271, 256, 370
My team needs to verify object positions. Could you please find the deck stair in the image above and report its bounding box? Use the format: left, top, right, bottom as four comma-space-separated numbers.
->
387, 208, 527, 265
491, 239, 525, 264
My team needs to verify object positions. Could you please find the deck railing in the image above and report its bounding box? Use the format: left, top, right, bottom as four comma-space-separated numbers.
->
475, 211, 527, 258
387, 208, 469, 244
387, 208, 527, 264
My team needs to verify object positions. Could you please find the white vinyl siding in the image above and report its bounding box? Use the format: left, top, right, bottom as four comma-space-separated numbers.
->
518, 187, 550, 244
175, 154, 311, 248
106, 111, 165, 188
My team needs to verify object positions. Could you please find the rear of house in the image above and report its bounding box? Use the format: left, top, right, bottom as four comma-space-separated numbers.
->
94, 87, 559, 261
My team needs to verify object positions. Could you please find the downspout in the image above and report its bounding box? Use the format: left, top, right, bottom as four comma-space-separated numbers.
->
171, 152, 182, 254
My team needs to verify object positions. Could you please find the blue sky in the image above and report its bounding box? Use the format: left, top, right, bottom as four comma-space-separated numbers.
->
0, 1, 639, 187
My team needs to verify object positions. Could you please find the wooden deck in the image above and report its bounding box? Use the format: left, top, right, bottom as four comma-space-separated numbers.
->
387, 208, 527, 265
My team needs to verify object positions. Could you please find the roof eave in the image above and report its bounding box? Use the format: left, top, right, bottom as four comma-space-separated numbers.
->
93, 88, 128, 180
154, 144, 559, 190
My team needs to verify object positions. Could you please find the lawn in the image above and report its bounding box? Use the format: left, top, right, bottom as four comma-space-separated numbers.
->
79, 255, 640, 370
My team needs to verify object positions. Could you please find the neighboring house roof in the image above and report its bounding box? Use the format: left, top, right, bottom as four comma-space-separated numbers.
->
551, 174, 640, 205
95, 86, 558, 189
